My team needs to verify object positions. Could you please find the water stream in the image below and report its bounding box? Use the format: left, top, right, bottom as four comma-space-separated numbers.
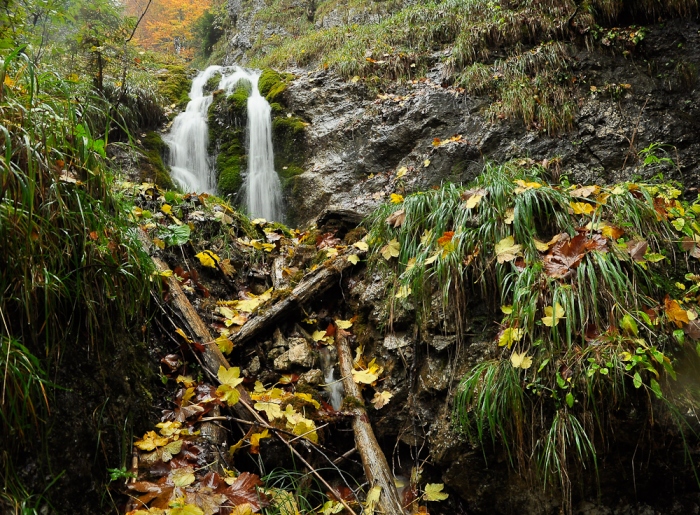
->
164, 65, 284, 221
319, 347, 344, 411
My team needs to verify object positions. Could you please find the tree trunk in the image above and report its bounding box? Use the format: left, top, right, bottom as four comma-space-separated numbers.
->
335, 329, 407, 514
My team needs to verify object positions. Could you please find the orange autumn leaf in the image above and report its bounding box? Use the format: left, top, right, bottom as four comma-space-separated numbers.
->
437, 231, 455, 247
665, 296, 689, 327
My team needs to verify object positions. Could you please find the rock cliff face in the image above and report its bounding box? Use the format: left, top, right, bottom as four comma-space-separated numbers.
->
213, 4, 700, 513
274, 18, 700, 226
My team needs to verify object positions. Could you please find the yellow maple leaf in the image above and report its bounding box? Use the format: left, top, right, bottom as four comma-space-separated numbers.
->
365, 485, 382, 515
254, 402, 284, 420
348, 254, 360, 264
195, 250, 220, 268
335, 319, 353, 329
498, 327, 523, 348
134, 430, 169, 451
371, 390, 393, 409
171, 467, 196, 487
542, 303, 566, 327
495, 236, 522, 264
291, 418, 318, 443
249, 429, 270, 453
217, 366, 243, 406
390, 193, 404, 204
216, 335, 234, 354
423, 483, 449, 502
381, 239, 401, 260
161, 204, 172, 215
423, 159, 431, 167
156, 421, 182, 437
396, 166, 408, 178
465, 194, 483, 209
513, 179, 542, 193
354, 240, 369, 251
570, 201, 595, 215
510, 351, 533, 369
395, 284, 411, 299
236, 297, 263, 313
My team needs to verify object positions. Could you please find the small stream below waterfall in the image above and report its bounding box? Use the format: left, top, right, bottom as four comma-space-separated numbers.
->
164, 65, 284, 221
319, 347, 344, 411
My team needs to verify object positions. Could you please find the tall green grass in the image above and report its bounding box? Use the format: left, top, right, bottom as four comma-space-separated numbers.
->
0, 47, 153, 509
367, 160, 700, 511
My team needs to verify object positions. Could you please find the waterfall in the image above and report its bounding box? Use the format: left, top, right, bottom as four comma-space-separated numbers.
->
164, 66, 284, 222
319, 347, 344, 411
164, 65, 221, 193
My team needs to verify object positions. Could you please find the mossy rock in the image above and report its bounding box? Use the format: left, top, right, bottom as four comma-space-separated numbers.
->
203, 71, 223, 94
258, 68, 284, 97
258, 68, 292, 103
140, 131, 174, 189
229, 84, 251, 117
215, 132, 246, 196
157, 65, 191, 107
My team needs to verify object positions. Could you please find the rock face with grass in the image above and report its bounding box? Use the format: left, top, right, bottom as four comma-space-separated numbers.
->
213, 0, 700, 227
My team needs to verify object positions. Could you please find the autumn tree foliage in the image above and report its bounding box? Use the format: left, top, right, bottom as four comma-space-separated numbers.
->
123, 0, 212, 57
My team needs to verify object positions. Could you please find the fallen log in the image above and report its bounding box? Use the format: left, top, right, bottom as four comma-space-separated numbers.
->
137, 230, 359, 513
231, 249, 365, 347
336, 329, 408, 514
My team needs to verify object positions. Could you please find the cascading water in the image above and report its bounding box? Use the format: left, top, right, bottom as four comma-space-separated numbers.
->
319, 347, 344, 411
164, 66, 284, 221
164, 65, 221, 193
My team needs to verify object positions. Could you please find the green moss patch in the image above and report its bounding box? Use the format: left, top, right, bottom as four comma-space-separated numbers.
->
140, 131, 175, 190
258, 68, 294, 103
156, 65, 191, 108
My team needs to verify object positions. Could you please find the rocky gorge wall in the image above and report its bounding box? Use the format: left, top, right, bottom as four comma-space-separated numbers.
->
201, 4, 700, 513
269, 18, 700, 227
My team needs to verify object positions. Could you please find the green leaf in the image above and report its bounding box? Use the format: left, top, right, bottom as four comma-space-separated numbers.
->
650, 378, 663, 399
633, 371, 642, 389
423, 483, 449, 502
162, 224, 191, 246
673, 329, 685, 344
620, 314, 638, 336
565, 392, 574, 408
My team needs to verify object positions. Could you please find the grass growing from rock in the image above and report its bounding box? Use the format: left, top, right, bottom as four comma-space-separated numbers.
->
244, 0, 696, 133
367, 159, 700, 511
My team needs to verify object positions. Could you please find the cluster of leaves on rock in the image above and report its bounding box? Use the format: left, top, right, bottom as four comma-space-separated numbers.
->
368, 159, 700, 508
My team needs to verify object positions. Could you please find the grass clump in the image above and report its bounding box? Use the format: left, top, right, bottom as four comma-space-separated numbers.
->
367, 159, 700, 511
156, 65, 191, 106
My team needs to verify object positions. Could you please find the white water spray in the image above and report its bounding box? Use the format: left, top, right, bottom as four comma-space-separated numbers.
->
164, 65, 221, 193
164, 65, 284, 221
320, 347, 344, 411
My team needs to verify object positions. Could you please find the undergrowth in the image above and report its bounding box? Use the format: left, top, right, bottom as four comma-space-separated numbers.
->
0, 48, 153, 509
367, 160, 700, 512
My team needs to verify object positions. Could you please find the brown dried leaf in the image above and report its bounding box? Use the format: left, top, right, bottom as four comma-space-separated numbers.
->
627, 239, 649, 262
218, 472, 266, 510
386, 209, 406, 228
543, 232, 607, 278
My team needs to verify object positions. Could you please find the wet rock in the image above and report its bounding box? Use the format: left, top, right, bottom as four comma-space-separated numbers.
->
273, 340, 316, 371
246, 355, 261, 376
299, 368, 323, 386
384, 332, 412, 350
273, 351, 292, 371
426, 334, 457, 352
418, 353, 451, 392
288, 340, 316, 367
